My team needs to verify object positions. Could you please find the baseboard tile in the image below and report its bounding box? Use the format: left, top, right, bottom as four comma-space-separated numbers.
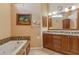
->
31, 47, 43, 49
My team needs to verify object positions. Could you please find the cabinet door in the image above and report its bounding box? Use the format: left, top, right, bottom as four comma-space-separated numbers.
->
62, 36, 72, 52
63, 19, 70, 29
43, 34, 51, 48
43, 33, 48, 48
70, 36, 79, 54
52, 35, 62, 51
47, 34, 53, 49
62, 35, 68, 51
63, 36, 79, 54
43, 33, 53, 49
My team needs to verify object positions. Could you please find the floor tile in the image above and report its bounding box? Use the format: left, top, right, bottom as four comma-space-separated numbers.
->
29, 48, 62, 55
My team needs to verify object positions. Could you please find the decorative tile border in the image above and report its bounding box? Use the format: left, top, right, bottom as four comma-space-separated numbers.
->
11, 36, 30, 40
0, 37, 10, 45
0, 36, 30, 45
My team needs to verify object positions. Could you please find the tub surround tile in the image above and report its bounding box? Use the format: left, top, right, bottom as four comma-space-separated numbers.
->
11, 36, 30, 40
0, 36, 30, 45
0, 37, 10, 45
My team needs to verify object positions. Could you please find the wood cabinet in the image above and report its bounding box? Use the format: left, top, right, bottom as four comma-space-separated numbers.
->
43, 34, 63, 52
69, 36, 79, 54
63, 19, 70, 29
43, 33, 79, 54
52, 35, 62, 51
61, 36, 76, 55
42, 16, 47, 27
43, 34, 53, 49
63, 36, 79, 54
48, 17, 52, 28
77, 8, 79, 29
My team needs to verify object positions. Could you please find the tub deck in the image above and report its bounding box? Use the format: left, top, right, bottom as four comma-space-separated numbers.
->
0, 40, 27, 55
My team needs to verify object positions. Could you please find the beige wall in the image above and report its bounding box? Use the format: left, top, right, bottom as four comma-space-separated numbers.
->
41, 4, 48, 16
0, 4, 11, 39
11, 4, 42, 47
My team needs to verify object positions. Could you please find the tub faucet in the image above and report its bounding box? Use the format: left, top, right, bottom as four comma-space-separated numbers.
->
17, 37, 20, 44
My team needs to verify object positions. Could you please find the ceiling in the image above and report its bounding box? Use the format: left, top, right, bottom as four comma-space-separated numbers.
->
15, 3, 41, 14
48, 3, 78, 12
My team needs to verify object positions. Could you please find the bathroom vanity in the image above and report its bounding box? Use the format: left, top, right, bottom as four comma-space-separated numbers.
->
41, 3, 79, 55
43, 30, 79, 54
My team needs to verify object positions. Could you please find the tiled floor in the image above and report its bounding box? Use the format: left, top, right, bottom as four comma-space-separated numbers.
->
29, 48, 62, 55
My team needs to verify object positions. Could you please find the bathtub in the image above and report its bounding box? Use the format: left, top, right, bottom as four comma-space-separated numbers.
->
0, 40, 27, 55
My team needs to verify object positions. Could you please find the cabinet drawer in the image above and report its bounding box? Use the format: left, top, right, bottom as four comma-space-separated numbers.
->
53, 39, 62, 50
53, 35, 62, 39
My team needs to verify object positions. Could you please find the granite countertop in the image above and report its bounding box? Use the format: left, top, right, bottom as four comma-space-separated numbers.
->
43, 30, 79, 36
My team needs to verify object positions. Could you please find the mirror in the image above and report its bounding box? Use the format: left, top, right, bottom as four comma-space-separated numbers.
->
48, 3, 79, 30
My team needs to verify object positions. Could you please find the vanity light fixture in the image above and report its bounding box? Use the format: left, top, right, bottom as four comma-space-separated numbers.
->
52, 11, 57, 14
48, 11, 57, 16
71, 6, 76, 10
52, 15, 63, 17
48, 13, 52, 16
57, 6, 63, 11
64, 8, 70, 12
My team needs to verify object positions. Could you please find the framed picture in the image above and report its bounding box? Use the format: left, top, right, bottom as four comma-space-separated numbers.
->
16, 14, 31, 25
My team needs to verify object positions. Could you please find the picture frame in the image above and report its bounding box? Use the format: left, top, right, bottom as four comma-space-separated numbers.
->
16, 14, 31, 25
